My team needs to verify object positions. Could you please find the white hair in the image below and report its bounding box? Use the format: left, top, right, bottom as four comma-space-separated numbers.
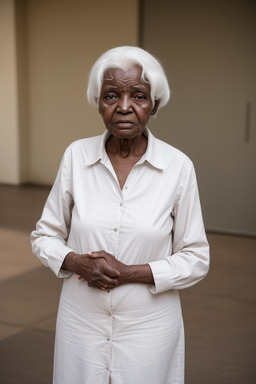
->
87, 46, 170, 112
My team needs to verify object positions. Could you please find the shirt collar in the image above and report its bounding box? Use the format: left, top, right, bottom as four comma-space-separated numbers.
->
140, 128, 165, 170
84, 127, 165, 170
83, 130, 110, 166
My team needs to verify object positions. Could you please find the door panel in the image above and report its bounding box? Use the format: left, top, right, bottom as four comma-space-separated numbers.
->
142, 0, 256, 236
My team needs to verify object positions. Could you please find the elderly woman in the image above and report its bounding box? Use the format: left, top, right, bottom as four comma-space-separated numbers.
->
31, 46, 209, 384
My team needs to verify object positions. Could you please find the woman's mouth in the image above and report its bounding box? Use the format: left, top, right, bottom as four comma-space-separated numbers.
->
114, 121, 135, 128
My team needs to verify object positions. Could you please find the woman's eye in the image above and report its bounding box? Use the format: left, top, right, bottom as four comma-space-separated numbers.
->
105, 94, 116, 100
135, 94, 146, 100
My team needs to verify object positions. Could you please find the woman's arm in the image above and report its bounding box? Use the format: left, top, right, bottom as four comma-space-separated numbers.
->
30, 147, 76, 277
147, 163, 210, 294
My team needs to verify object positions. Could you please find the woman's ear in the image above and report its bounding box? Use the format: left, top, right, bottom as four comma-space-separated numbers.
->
151, 100, 160, 116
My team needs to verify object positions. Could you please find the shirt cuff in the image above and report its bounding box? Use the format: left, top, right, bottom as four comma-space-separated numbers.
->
48, 245, 75, 278
147, 259, 174, 294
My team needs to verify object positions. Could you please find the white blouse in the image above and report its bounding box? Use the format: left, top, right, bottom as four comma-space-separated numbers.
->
31, 128, 209, 384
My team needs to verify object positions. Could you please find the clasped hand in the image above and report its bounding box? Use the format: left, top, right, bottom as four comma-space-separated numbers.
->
63, 250, 130, 291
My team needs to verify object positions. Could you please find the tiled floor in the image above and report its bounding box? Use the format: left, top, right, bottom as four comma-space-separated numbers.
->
0, 184, 255, 383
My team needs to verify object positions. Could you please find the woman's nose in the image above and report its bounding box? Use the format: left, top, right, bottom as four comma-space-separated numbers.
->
117, 96, 132, 113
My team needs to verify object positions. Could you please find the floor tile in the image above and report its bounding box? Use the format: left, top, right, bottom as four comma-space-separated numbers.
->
34, 315, 57, 333
0, 323, 24, 341
0, 329, 54, 384
0, 184, 50, 233
0, 267, 62, 326
181, 292, 256, 383
0, 228, 41, 281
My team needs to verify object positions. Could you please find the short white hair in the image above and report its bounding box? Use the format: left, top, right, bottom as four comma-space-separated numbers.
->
87, 46, 170, 112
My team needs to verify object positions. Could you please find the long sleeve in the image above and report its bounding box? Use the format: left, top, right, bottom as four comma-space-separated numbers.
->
148, 162, 210, 294
30, 147, 75, 278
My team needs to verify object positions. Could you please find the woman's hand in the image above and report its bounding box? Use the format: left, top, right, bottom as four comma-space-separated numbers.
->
87, 251, 131, 286
84, 251, 155, 289
62, 251, 120, 291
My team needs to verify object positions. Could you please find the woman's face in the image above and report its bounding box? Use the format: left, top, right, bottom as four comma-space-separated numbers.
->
98, 65, 158, 140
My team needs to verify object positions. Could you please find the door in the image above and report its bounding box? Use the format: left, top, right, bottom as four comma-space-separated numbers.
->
142, 0, 256, 236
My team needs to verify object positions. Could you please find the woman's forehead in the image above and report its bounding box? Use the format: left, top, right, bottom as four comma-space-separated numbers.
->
103, 65, 142, 81
102, 65, 150, 90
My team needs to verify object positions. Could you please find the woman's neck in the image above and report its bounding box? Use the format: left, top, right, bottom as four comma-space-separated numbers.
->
106, 133, 148, 159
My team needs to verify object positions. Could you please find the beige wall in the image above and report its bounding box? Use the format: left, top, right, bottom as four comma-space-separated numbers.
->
0, 0, 20, 184
27, 0, 139, 184
0, 0, 139, 185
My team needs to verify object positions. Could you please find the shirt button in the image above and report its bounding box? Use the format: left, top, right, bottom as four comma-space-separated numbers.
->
113, 227, 118, 232
107, 336, 111, 341
120, 202, 123, 207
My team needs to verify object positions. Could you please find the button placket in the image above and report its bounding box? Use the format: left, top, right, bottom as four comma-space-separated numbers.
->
106, 184, 123, 256
108, 193, 126, 257
107, 313, 114, 339
105, 310, 114, 374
